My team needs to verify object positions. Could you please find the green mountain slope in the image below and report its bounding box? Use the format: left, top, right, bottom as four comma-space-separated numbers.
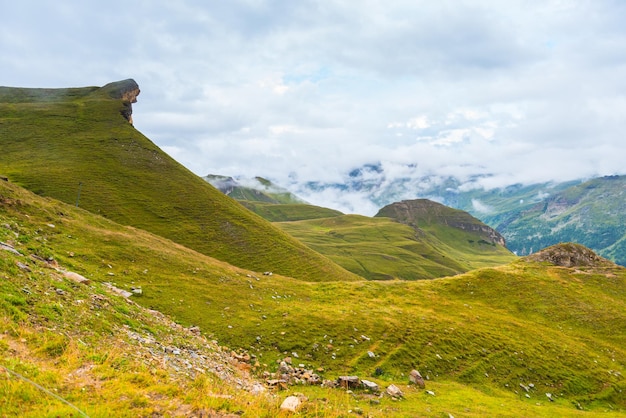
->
0, 80, 358, 282
275, 201, 516, 280
1, 179, 624, 416
449, 176, 626, 265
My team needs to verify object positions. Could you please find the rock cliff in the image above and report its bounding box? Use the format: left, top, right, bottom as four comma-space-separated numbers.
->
98, 79, 140, 124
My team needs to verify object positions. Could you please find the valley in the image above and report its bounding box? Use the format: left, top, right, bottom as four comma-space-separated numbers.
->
1, 81, 625, 417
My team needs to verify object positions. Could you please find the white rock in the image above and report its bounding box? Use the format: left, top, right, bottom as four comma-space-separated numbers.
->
280, 395, 301, 412
386, 384, 404, 398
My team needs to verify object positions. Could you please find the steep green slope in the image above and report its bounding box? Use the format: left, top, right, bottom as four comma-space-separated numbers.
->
0, 81, 358, 282
1, 180, 624, 416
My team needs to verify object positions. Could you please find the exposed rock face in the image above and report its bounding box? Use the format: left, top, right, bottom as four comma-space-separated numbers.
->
524, 243, 616, 268
376, 199, 506, 246
98, 79, 140, 124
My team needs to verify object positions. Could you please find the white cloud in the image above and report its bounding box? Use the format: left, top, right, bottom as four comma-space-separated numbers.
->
2, 0, 626, 213
471, 199, 494, 214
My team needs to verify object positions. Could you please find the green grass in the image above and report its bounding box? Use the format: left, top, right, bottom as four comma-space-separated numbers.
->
0, 82, 358, 282
1, 81, 624, 416
276, 214, 515, 280
1, 179, 624, 416
241, 201, 344, 222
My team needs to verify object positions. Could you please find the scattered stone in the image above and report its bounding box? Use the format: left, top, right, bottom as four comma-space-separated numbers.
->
188, 326, 201, 335
386, 384, 404, 398
250, 383, 266, 395
546, 393, 554, 402
280, 395, 301, 412
361, 379, 379, 393
266, 379, 288, 390
103, 282, 133, 298
519, 383, 529, 392
16, 261, 31, 272
409, 369, 426, 388
1, 241, 22, 256
263, 271, 273, 276
367, 351, 376, 358
426, 390, 436, 396
338, 376, 360, 389
63, 271, 90, 285
55, 288, 66, 295
131, 286, 142, 295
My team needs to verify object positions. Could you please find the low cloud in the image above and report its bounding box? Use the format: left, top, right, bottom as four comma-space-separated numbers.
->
2, 1, 625, 215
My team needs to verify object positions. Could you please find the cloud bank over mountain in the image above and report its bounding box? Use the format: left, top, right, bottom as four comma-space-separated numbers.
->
3, 1, 626, 213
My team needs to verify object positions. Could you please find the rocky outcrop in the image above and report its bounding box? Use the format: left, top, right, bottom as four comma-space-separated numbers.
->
98, 79, 140, 124
376, 199, 506, 246
524, 243, 617, 268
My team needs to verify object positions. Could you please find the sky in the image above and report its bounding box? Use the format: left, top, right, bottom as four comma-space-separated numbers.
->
2, 0, 626, 214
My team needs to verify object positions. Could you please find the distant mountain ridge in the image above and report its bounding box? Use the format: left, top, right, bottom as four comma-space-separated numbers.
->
204, 174, 305, 204
290, 162, 626, 266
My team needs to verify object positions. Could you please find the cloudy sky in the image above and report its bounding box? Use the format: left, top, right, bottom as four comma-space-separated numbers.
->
2, 0, 625, 213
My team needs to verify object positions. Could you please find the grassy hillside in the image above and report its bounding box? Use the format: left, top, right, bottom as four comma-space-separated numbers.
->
241, 201, 344, 222
1, 179, 625, 416
0, 182, 626, 417
0, 81, 358, 282
276, 214, 515, 280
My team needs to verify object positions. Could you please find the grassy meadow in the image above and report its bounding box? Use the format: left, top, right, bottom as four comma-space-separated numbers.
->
1, 179, 624, 416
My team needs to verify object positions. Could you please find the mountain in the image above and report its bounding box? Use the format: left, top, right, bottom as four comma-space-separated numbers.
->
295, 162, 626, 266
469, 176, 626, 264
276, 209, 515, 280
204, 174, 343, 221
2, 80, 625, 416
375, 199, 506, 247
204, 174, 305, 204
0, 80, 358, 282
1, 179, 624, 416
205, 176, 515, 279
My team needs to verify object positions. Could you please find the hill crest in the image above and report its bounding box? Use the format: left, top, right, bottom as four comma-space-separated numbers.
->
376, 199, 506, 246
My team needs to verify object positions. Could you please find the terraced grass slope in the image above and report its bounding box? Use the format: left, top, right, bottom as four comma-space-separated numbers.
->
0, 81, 358, 282
1, 180, 624, 416
276, 214, 515, 280
273, 199, 514, 280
